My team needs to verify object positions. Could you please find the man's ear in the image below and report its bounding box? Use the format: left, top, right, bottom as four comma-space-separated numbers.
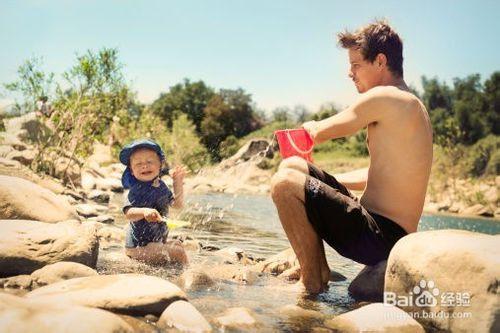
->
376, 53, 387, 68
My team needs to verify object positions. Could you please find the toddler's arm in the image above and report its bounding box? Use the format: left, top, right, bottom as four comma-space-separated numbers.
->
170, 165, 187, 209
125, 207, 162, 222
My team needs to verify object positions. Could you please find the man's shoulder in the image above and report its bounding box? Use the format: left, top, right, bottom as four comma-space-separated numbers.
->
363, 86, 423, 112
365, 85, 416, 100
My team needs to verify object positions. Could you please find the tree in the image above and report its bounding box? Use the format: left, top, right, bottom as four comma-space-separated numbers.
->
150, 79, 214, 131
483, 71, 500, 135
309, 102, 340, 121
452, 74, 487, 145
4, 48, 134, 184
4, 57, 55, 114
421, 76, 452, 111
293, 104, 311, 123
272, 106, 292, 124
200, 88, 261, 160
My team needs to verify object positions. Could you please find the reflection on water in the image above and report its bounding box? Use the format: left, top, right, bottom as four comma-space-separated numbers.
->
100, 192, 498, 331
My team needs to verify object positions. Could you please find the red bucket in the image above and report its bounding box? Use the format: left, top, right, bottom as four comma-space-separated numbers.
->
274, 129, 314, 162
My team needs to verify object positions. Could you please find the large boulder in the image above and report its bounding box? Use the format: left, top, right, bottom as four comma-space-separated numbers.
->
2, 112, 52, 143
0, 220, 98, 277
385, 230, 500, 332
0, 175, 78, 222
27, 273, 187, 316
30, 261, 98, 287
348, 260, 387, 301
324, 303, 424, 332
0, 293, 133, 333
0, 262, 98, 291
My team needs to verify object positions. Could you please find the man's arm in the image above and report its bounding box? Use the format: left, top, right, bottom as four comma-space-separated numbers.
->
333, 167, 368, 191
303, 87, 390, 144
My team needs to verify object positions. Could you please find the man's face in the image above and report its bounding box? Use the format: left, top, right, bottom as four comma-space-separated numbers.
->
348, 48, 381, 93
130, 148, 161, 182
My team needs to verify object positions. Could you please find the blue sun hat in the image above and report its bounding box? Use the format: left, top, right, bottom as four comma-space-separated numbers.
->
119, 138, 167, 189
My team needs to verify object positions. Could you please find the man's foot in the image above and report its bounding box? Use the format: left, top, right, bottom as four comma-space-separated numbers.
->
321, 266, 331, 287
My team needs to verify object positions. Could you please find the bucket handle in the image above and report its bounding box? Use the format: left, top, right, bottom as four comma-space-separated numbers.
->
286, 130, 313, 155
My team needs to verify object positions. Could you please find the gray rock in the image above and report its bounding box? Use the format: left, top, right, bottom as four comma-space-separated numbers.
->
0, 157, 22, 168
0, 292, 133, 333
324, 303, 424, 332
30, 261, 98, 287
87, 215, 115, 224
0, 132, 28, 150
158, 300, 212, 332
213, 246, 255, 265
53, 156, 82, 186
88, 189, 111, 204
118, 315, 157, 332
385, 230, 500, 332
0, 274, 33, 289
62, 189, 85, 201
97, 226, 124, 245
180, 269, 215, 291
215, 307, 258, 329
0, 175, 78, 222
461, 203, 494, 217
27, 273, 187, 316
6, 149, 36, 166
75, 203, 108, 218
279, 304, 324, 319
348, 260, 387, 301
95, 178, 123, 192
0, 145, 14, 158
0, 220, 99, 277
253, 248, 298, 275
81, 171, 97, 191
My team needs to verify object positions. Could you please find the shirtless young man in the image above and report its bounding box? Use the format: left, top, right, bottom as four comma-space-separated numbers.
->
271, 20, 433, 293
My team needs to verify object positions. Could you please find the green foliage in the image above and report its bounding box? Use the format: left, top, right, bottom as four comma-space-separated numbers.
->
167, 114, 210, 171
272, 106, 293, 124
3, 57, 55, 114
423, 72, 498, 147
309, 102, 339, 121
464, 135, 499, 177
200, 89, 262, 161
118, 109, 209, 172
219, 135, 240, 160
3, 48, 134, 184
422, 76, 452, 111
483, 72, 500, 135
150, 79, 214, 131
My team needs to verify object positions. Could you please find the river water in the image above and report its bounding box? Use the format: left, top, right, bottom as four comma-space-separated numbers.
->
99, 192, 499, 332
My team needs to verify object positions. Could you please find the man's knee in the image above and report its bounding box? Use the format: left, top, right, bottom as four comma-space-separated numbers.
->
278, 156, 309, 173
271, 169, 302, 201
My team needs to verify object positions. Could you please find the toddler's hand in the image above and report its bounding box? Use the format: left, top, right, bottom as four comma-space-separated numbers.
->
171, 165, 188, 180
143, 208, 162, 222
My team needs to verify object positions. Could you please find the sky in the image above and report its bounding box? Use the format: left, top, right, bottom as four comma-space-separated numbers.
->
1, 0, 499, 113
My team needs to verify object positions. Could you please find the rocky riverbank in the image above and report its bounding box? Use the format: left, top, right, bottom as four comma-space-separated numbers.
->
0, 113, 498, 332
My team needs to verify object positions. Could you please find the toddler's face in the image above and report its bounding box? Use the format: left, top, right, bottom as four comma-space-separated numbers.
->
130, 148, 161, 182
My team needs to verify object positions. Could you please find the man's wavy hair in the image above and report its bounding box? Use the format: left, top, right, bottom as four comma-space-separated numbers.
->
337, 19, 403, 78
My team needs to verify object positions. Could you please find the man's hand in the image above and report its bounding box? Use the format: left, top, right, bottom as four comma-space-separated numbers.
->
143, 208, 162, 222
302, 120, 319, 143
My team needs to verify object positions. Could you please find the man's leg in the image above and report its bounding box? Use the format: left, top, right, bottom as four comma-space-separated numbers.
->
271, 163, 329, 293
277, 157, 331, 284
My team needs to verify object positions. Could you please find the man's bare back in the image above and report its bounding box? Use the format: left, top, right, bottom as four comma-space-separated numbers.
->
360, 86, 433, 233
